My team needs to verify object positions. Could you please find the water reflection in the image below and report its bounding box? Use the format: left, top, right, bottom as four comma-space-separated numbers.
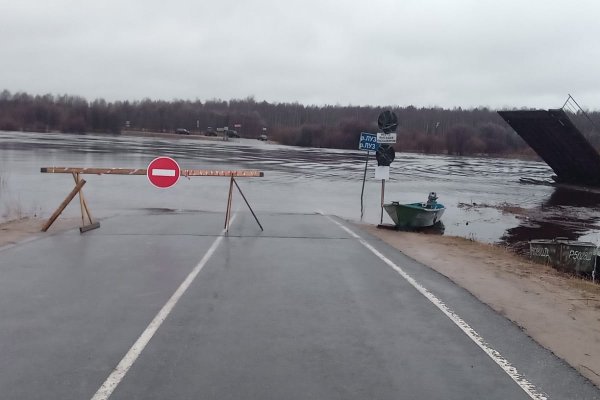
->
500, 187, 600, 253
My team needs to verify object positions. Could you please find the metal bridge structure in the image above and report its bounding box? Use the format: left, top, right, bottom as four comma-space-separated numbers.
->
499, 97, 600, 186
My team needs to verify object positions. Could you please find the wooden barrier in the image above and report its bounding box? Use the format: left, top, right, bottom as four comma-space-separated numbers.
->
41, 167, 264, 233
41, 167, 264, 177
41, 178, 87, 232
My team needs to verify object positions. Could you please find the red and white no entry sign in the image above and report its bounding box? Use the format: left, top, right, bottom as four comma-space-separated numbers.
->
147, 157, 180, 188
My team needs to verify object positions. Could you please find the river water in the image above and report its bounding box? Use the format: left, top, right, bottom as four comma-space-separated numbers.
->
1, 131, 600, 251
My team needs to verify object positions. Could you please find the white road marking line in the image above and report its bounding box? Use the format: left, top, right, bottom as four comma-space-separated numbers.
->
151, 169, 176, 177
90, 214, 237, 400
323, 214, 548, 400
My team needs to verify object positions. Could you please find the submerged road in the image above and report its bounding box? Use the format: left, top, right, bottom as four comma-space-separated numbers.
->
0, 211, 598, 399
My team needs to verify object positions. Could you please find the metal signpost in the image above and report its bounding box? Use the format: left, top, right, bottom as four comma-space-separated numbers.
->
358, 132, 379, 220
357, 111, 398, 224
375, 111, 398, 225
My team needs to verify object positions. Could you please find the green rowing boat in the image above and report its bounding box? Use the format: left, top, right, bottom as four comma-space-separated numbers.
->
383, 192, 445, 228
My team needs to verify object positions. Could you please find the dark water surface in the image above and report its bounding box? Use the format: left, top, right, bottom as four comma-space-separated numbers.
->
1, 131, 600, 250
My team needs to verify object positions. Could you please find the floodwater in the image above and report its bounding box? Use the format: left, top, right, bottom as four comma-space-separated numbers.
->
1, 131, 600, 251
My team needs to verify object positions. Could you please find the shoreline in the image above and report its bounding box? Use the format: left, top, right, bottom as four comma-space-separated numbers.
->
360, 224, 600, 388
0, 217, 80, 249
120, 130, 227, 141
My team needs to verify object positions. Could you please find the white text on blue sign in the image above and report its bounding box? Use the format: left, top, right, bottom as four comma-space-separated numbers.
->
359, 132, 379, 151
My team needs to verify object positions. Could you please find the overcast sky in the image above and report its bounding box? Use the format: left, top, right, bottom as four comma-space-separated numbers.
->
2, 0, 600, 109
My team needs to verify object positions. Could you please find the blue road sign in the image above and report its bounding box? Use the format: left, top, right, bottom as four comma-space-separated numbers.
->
358, 132, 379, 151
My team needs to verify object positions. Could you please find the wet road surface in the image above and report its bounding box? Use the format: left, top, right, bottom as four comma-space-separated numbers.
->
0, 211, 598, 399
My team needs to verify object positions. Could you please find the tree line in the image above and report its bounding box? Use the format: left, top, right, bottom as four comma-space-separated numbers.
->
2, 89, 599, 157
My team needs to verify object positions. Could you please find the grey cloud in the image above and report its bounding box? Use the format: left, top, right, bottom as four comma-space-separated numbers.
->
2, 0, 600, 109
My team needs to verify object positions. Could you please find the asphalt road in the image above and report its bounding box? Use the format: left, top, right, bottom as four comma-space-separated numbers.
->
0, 211, 598, 399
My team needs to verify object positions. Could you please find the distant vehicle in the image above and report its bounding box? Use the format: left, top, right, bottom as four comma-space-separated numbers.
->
226, 130, 240, 138
258, 134, 268, 141
204, 130, 218, 137
175, 128, 190, 135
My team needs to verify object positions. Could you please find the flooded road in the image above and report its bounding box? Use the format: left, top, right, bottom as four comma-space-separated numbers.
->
1, 131, 599, 250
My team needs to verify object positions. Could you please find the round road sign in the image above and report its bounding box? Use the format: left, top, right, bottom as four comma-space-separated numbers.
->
377, 110, 398, 133
147, 156, 181, 188
376, 145, 395, 166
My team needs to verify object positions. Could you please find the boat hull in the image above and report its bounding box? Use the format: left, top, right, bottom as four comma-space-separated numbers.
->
383, 202, 445, 228
530, 238, 596, 273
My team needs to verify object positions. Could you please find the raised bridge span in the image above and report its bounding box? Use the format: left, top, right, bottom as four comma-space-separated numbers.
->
499, 108, 600, 186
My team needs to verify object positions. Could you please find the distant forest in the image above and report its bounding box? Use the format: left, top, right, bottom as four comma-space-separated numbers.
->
2, 89, 600, 157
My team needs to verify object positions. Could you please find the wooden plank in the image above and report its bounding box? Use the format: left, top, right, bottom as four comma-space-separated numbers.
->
41, 179, 86, 232
71, 173, 95, 224
74, 173, 86, 226
80, 222, 101, 233
224, 176, 234, 230
182, 170, 264, 177
81, 196, 95, 224
41, 167, 147, 175
377, 223, 399, 231
233, 178, 263, 231
41, 167, 263, 177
